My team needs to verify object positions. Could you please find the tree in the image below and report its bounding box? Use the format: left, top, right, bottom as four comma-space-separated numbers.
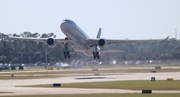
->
0, 55, 7, 63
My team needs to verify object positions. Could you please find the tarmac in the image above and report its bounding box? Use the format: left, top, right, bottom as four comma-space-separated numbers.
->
0, 71, 180, 96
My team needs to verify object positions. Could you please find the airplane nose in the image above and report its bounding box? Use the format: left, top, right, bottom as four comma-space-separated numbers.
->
60, 21, 67, 29
60, 20, 76, 29
61, 20, 67, 26
60, 20, 71, 33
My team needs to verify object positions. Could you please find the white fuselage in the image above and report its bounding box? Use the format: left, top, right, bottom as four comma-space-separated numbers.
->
60, 19, 93, 55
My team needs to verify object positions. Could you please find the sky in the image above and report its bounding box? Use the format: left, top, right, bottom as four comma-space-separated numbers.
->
0, 0, 180, 39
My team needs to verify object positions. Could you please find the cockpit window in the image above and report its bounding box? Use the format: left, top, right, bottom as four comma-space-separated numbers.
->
63, 19, 76, 25
64, 19, 73, 22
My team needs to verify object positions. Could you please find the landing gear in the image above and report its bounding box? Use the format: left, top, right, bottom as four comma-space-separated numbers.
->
63, 40, 70, 59
93, 45, 100, 59
93, 51, 100, 59
64, 51, 70, 58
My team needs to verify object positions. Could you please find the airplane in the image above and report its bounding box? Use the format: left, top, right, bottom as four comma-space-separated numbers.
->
10, 19, 169, 59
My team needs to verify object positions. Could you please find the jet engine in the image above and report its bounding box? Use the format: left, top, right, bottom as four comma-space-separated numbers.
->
47, 38, 56, 47
98, 38, 107, 47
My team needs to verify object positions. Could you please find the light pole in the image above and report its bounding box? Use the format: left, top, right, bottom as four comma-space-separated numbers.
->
175, 28, 177, 40
45, 48, 47, 69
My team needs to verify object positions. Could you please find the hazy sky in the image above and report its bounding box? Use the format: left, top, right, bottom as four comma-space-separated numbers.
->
0, 0, 180, 39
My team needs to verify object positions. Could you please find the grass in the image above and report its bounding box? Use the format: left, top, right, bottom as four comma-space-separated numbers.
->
0, 68, 180, 75
23, 80, 180, 90
0, 92, 12, 93
0, 65, 180, 80
1, 94, 180, 97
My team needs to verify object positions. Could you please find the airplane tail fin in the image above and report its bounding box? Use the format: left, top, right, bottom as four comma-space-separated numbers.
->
96, 28, 101, 38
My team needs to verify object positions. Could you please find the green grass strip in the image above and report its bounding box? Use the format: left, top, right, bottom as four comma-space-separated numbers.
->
24, 80, 180, 90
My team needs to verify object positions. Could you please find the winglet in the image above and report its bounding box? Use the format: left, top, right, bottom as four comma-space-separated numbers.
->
96, 28, 101, 38
165, 36, 170, 40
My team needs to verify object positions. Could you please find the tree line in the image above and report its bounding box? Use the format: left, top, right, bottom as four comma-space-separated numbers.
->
0, 32, 179, 64
107, 38, 180, 62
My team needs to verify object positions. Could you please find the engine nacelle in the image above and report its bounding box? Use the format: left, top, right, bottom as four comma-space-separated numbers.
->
98, 38, 107, 47
47, 38, 55, 47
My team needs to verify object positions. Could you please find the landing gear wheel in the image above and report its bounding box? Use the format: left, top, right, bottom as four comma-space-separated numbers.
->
93, 52, 95, 55
93, 51, 100, 59
67, 51, 69, 55
96, 52, 99, 55
93, 55, 96, 59
68, 55, 71, 58
64, 51, 70, 59
63, 51, 66, 55
97, 55, 100, 59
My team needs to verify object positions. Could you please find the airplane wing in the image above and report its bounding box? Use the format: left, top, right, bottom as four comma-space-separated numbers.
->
9, 36, 68, 44
86, 36, 169, 47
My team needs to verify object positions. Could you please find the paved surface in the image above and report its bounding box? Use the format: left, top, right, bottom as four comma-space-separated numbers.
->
0, 72, 180, 96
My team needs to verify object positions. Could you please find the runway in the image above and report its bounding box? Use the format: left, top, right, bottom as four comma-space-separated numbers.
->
0, 72, 180, 96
